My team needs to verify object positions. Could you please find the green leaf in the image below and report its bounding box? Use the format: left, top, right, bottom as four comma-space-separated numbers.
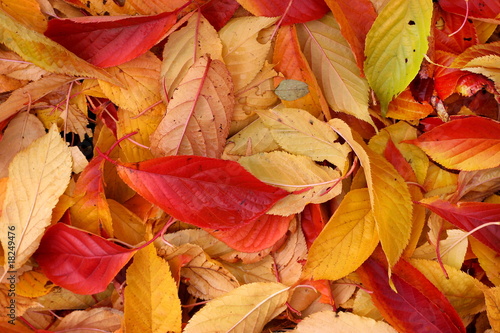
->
275, 80, 309, 101
364, 0, 432, 115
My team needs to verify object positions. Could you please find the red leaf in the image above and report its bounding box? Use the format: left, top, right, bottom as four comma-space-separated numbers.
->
301, 203, 327, 249
418, 198, 500, 253
357, 253, 465, 333
419, 115, 471, 132
201, 0, 240, 30
439, 0, 500, 20
116, 155, 289, 230
434, 7, 478, 54
210, 214, 294, 252
384, 139, 417, 183
236, 0, 329, 25
44, 11, 178, 68
33, 223, 135, 295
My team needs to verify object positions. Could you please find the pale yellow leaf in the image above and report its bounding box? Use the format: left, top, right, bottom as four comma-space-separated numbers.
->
297, 13, 373, 126
353, 289, 384, 321
219, 16, 278, 91
36, 285, 114, 310
69, 146, 88, 174
99, 52, 164, 115
295, 311, 397, 333
0, 0, 47, 32
484, 287, 500, 331
368, 121, 429, 184
125, 244, 181, 333
0, 11, 118, 84
258, 108, 351, 172
223, 256, 277, 284
364, 0, 432, 114
225, 118, 279, 157
329, 118, 413, 266
60, 104, 92, 141
183, 282, 289, 333
413, 229, 468, 269
239, 151, 342, 215
161, 229, 234, 259
0, 125, 71, 270
52, 308, 123, 333
410, 259, 486, 317
158, 243, 239, 300
304, 188, 379, 280
0, 112, 45, 178
0, 74, 75, 123
161, 13, 223, 100
150, 55, 234, 158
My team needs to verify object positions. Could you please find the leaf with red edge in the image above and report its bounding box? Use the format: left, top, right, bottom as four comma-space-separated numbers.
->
209, 214, 294, 252
386, 88, 433, 120
33, 223, 135, 295
357, 253, 466, 333
44, 11, 178, 68
405, 116, 500, 171
418, 197, 500, 253
116, 155, 289, 230
324, 0, 377, 72
200, 0, 240, 30
235, 0, 329, 25
439, 0, 500, 21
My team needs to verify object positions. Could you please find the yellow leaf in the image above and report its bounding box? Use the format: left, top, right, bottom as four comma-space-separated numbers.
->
368, 121, 429, 184
36, 285, 114, 310
329, 119, 412, 266
158, 243, 239, 300
304, 188, 379, 280
0, 112, 45, 178
239, 151, 342, 215
52, 307, 123, 333
17, 270, 55, 297
470, 238, 500, 286
413, 229, 468, 269
150, 55, 234, 158
183, 282, 289, 333
99, 52, 164, 115
484, 286, 500, 331
295, 311, 397, 333
162, 229, 234, 259
364, 0, 433, 114
225, 118, 279, 156
0, 125, 71, 270
108, 199, 147, 246
224, 256, 277, 284
124, 244, 181, 333
297, 12, 373, 126
0, 0, 47, 33
410, 259, 486, 317
258, 108, 351, 172
161, 13, 223, 100
0, 74, 75, 123
463, 55, 500, 92
219, 16, 278, 91
0, 11, 119, 85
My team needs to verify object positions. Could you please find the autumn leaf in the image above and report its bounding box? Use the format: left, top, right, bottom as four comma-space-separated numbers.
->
124, 244, 181, 333
33, 223, 136, 295
183, 282, 289, 333
295, 311, 397, 333
116, 155, 289, 229
44, 10, 178, 68
406, 116, 500, 171
364, 0, 433, 114
50, 307, 123, 333
0, 125, 72, 271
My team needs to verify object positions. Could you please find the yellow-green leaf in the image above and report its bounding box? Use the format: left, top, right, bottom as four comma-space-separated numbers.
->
124, 244, 181, 333
329, 119, 412, 266
364, 0, 432, 115
297, 12, 373, 125
304, 188, 378, 280
0, 125, 72, 270
183, 282, 289, 333
258, 108, 351, 172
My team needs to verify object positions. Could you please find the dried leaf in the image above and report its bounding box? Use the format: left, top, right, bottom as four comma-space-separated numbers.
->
51, 308, 123, 333
0, 126, 72, 270
295, 311, 397, 333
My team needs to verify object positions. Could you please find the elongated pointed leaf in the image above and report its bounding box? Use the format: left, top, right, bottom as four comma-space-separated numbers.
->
304, 188, 379, 281
357, 254, 466, 333
150, 56, 234, 158
44, 11, 178, 68
406, 116, 500, 171
0, 126, 72, 270
364, 0, 432, 114
418, 197, 500, 253
116, 155, 288, 229
183, 282, 289, 333
33, 223, 136, 295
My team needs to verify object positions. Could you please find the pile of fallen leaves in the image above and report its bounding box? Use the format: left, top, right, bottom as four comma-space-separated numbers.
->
0, 0, 499, 332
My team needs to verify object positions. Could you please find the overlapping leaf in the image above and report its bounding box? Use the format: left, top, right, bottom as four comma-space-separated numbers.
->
116, 155, 288, 229
34, 223, 136, 295
364, 0, 433, 114
295, 311, 397, 332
